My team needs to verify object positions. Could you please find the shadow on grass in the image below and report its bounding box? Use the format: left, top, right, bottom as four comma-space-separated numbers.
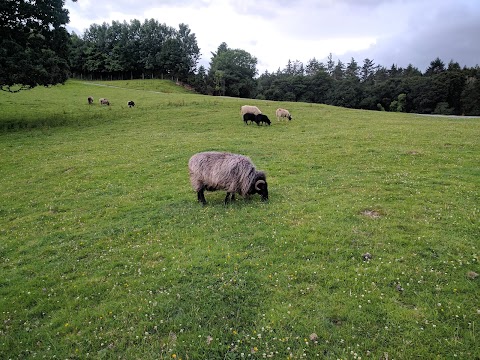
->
0, 111, 113, 132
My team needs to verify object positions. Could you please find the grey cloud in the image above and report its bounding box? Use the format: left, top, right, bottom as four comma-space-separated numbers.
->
67, 0, 211, 33
315, 0, 480, 70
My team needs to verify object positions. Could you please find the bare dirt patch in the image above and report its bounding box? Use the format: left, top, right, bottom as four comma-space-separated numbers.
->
361, 209, 381, 219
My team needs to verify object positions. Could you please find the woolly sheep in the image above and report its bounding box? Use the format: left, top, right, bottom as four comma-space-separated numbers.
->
276, 108, 292, 121
87, 96, 94, 105
243, 113, 271, 126
243, 113, 256, 125
188, 151, 269, 205
128, 100, 135, 108
254, 114, 271, 126
99, 98, 110, 106
241, 105, 262, 116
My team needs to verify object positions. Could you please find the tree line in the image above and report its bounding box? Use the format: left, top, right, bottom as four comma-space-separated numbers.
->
188, 50, 479, 116
251, 56, 480, 115
66, 19, 479, 116
68, 19, 200, 82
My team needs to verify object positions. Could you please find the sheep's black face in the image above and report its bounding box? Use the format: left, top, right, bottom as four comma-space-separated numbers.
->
252, 178, 268, 201
258, 182, 269, 201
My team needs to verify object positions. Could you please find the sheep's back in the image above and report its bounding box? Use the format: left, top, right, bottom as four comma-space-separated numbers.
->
276, 108, 290, 117
189, 152, 256, 195
241, 105, 262, 115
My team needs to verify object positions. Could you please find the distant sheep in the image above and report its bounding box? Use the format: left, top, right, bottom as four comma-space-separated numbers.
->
243, 113, 271, 126
87, 96, 94, 105
241, 105, 262, 116
128, 100, 135, 108
276, 108, 292, 121
254, 114, 271, 126
99, 98, 110, 106
188, 151, 269, 205
243, 113, 256, 125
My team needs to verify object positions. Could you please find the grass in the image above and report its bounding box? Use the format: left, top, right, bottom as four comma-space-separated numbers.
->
0, 79, 479, 359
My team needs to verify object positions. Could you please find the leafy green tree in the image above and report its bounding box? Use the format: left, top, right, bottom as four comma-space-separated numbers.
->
388, 64, 401, 78
425, 57, 446, 76
403, 64, 422, 77
397, 93, 407, 112
360, 58, 375, 83
213, 70, 225, 96
346, 57, 360, 79
332, 60, 345, 80
191, 65, 208, 94
305, 58, 325, 76
175, 23, 200, 80
139, 19, 172, 78
408, 75, 448, 114
443, 62, 466, 114
331, 78, 362, 108
1, 0, 76, 92
82, 23, 109, 76
374, 66, 389, 82
326, 53, 335, 77
124, 19, 143, 77
68, 32, 87, 77
70, 19, 200, 81
390, 93, 407, 112
208, 43, 257, 98
291, 60, 304, 76
306, 70, 333, 103
461, 75, 480, 115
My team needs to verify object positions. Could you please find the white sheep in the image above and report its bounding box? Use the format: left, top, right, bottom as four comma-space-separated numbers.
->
99, 98, 110, 106
275, 108, 292, 121
241, 105, 262, 116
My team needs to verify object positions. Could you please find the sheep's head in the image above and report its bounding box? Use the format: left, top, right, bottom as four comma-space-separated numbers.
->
251, 172, 268, 201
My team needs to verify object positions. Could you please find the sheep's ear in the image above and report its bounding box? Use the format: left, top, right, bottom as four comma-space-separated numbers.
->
255, 180, 266, 191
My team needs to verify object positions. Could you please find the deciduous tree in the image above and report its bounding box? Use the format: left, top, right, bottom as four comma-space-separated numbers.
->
208, 43, 257, 98
0, 0, 76, 92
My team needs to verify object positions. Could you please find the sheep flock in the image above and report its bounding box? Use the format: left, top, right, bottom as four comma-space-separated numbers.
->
87, 96, 136, 108
84, 97, 292, 206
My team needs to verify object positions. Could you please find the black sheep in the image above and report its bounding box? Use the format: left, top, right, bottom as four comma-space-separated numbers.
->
254, 114, 271, 126
243, 112, 256, 124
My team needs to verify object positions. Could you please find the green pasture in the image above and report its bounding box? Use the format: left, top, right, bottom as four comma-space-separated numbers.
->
0, 80, 478, 359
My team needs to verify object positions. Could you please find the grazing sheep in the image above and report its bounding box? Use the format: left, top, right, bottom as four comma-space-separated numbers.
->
254, 114, 271, 126
241, 105, 262, 116
128, 100, 135, 108
243, 113, 256, 125
87, 96, 94, 105
276, 108, 292, 121
188, 151, 269, 205
99, 98, 110, 106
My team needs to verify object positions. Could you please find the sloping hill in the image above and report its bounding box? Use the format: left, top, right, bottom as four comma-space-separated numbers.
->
1, 79, 479, 359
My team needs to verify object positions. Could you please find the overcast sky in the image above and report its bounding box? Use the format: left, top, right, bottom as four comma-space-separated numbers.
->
65, 0, 480, 74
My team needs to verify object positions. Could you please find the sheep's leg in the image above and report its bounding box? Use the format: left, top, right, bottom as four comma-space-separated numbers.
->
197, 188, 207, 205
224, 192, 235, 204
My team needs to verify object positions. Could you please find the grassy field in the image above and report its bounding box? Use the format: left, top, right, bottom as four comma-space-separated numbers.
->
0, 80, 479, 359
